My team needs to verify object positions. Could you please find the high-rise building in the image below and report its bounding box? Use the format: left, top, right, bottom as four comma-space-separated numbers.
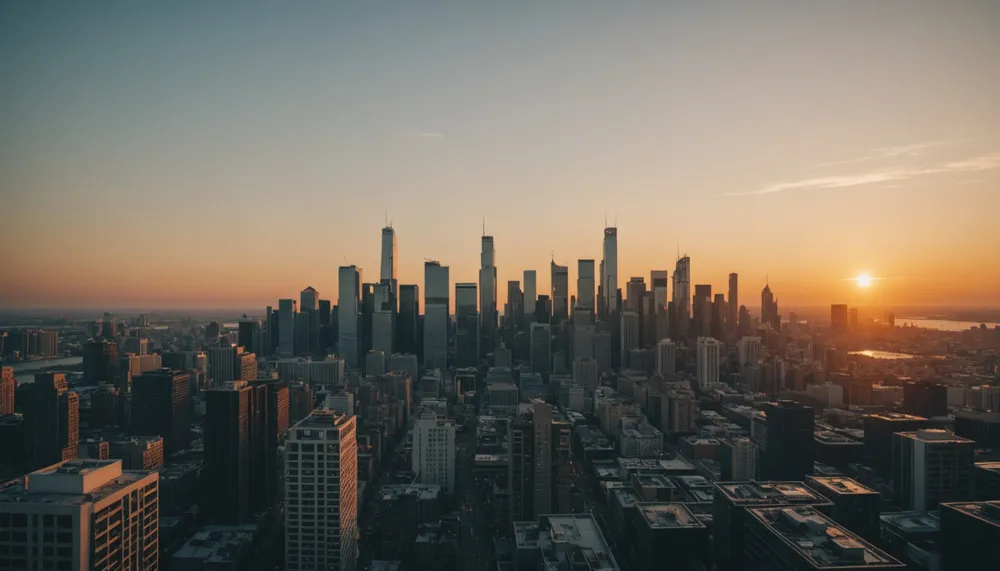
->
893, 429, 975, 511
238, 318, 262, 355
1, 366, 14, 414
620, 311, 640, 370
737, 336, 763, 369
30, 372, 79, 469
286, 411, 358, 571
692, 284, 712, 338
480, 235, 498, 359
423, 261, 449, 369
278, 298, 297, 357
651, 269, 669, 341
530, 323, 552, 374
863, 413, 930, 480
903, 381, 948, 419
372, 282, 394, 356
712, 293, 727, 339
849, 307, 859, 330
764, 400, 814, 480
380, 225, 397, 284
577, 260, 596, 318
550, 260, 569, 323
721, 437, 757, 480
83, 339, 118, 385
204, 380, 274, 523
728, 273, 739, 332
338, 265, 362, 369
804, 476, 882, 541
398, 284, 419, 357
109, 436, 164, 471
505, 280, 524, 333
360, 283, 375, 357
455, 283, 479, 368
523, 270, 537, 320
0, 459, 160, 571
656, 338, 677, 378
601, 227, 618, 317
573, 357, 599, 391
672, 256, 691, 336
696, 337, 722, 388
412, 412, 456, 494
207, 342, 236, 384
830, 304, 849, 332
508, 401, 572, 522
940, 500, 1000, 570
300, 286, 318, 312
761, 283, 779, 330
131, 369, 191, 454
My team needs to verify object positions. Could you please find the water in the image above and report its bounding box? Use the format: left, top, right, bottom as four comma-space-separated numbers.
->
897, 318, 1000, 332
6, 356, 84, 383
848, 350, 914, 360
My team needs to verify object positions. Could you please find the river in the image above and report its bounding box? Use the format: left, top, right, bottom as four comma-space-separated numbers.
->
848, 350, 915, 360
897, 318, 1000, 332
6, 356, 84, 383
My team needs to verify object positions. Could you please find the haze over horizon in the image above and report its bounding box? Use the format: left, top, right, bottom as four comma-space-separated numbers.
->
3, 2, 999, 311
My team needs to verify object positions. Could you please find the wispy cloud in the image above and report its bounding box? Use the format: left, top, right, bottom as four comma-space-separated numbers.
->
817, 139, 960, 167
402, 131, 445, 139
731, 152, 1000, 196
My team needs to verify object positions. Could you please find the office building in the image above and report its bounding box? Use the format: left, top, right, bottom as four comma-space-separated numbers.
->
480, 235, 498, 360
30, 372, 79, 469
207, 342, 236, 384
893, 429, 975, 511
728, 273, 739, 333
692, 284, 712, 338
761, 283, 779, 330
238, 318, 262, 355
713, 481, 832, 571
620, 311, 640, 369
863, 412, 930, 480
573, 357, 599, 391
423, 261, 449, 370
83, 339, 118, 385
508, 401, 572, 522
849, 307, 859, 329
737, 336, 762, 369
285, 410, 358, 571
365, 350, 386, 376
804, 476, 881, 541
412, 412, 457, 494
631, 503, 709, 571
763, 401, 814, 481
602, 227, 619, 318
380, 225, 397, 283
513, 515, 619, 571
455, 282, 479, 368
650, 270, 669, 342
131, 369, 191, 454
523, 269, 537, 319
372, 282, 394, 356
903, 381, 948, 419
550, 260, 569, 323
1, 366, 14, 414
360, 283, 375, 358
530, 323, 551, 374
338, 265, 362, 369
0, 459, 160, 571
655, 338, 676, 378
742, 506, 904, 570
696, 337, 722, 388
300, 286, 318, 312
109, 436, 164, 471
721, 437, 757, 480
940, 501, 1000, 570
397, 284, 419, 356
575, 259, 596, 318
672, 256, 691, 336
830, 304, 849, 332
278, 298, 297, 357
325, 392, 354, 416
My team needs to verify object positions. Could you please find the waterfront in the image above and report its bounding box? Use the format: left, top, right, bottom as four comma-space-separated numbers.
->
6, 356, 84, 383
848, 350, 914, 360
897, 318, 1000, 332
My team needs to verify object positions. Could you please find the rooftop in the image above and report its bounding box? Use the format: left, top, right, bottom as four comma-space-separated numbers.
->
806, 477, 878, 497
513, 515, 618, 571
636, 503, 705, 529
292, 409, 352, 430
0, 459, 155, 507
880, 511, 941, 534
814, 431, 862, 445
370, 562, 404, 571
896, 429, 974, 444
173, 528, 253, 564
379, 483, 442, 501
976, 461, 1000, 474
867, 412, 928, 422
748, 506, 905, 569
941, 501, 1000, 528
716, 481, 826, 505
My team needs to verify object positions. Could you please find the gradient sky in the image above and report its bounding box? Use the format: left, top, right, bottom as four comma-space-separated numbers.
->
2, 2, 999, 311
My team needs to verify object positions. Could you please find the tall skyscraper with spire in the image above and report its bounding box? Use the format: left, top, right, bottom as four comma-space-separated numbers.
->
761, 282, 779, 330
380, 225, 397, 285
479, 235, 497, 360
673, 256, 691, 336
338, 265, 362, 369
728, 273, 739, 333
601, 227, 618, 317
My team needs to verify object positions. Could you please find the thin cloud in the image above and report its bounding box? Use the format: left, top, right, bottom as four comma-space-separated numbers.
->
730, 152, 1000, 196
402, 131, 445, 139
817, 139, 960, 166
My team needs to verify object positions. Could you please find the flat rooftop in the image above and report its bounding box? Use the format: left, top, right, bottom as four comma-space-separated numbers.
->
292, 409, 351, 429
879, 511, 940, 534
173, 529, 253, 564
748, 506, 905, 569
716, 481, 826, 505
379, 483, 442, 501
807, 477, 878, 497
514, 514, 618, 571
976, 461, 1000, 474
814, 431, 863, 445
633, 474, 674, 489
896, 429, 974, 444
636, 503, 705, 530
0, 460, 154, 507
941, 501, 1000, 528
866, 412, 928, 422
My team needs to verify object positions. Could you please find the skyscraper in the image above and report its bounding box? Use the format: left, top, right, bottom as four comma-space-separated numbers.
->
0, 366, 13, 414
673, 256, 691, 336
523, 269, 537, 320
300, 286, 318, 312
423, 260, 450, 369
601, 227, 618, 318
238, 317, 262, 355
831, 304, 849, 332
696, 337, 722, 388
30, 372, 79, 469
655, 338, 676, 378
278, 298, 297, 357
131, 369, 191, 454
894, 429, 975, 511
83, 339, 118, 385
550, 260, 569, 323
286, 411, 358, 571
764, 400, 815, 480
578, 260, 596, 318
506, 280, 524, 333
380, 225, 397, 284
398, 284, 420, 356
728, 273, 739, 332
692, 284, 712, 338
412, 411, 457, 494
530, 323, 551, 374
480, 235, 498, 359
372, 282, 394, 356
761, 283, 779, 330
337, 265, 362, 369
455, 282, 479, 368
651, 269, 669, 341
620, 311, 640, 370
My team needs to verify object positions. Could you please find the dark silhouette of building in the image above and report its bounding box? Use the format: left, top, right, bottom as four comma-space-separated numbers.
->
397, 284, 420, 357
131, 369, 192, 453
764, 401, 814, 480
863, 412, 930, 480
954, 410, 1000, 448
29, 372, 79, 469
0, 414, 28, 474
804, 476, 881, 541
692, 284, 712, 338
83, 339, 118, 385
940, 501, 1000, 571
903, 381, 948, 419
238, 317, 261, 355
830, 304, 849, 332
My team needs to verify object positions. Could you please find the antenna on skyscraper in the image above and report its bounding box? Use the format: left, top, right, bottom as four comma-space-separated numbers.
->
482, 216, 486, 237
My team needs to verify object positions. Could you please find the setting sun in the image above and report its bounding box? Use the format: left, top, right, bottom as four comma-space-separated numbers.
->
856, 273, 873, 288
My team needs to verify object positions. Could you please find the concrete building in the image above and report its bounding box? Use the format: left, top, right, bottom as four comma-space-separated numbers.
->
0, 459, 159, 571
573, 357, 599, 391
618, 417, 664, 458
721, 437, 757, 480
365, 350, 386, 376
631, 503, 708, 571
655, 338, 676, 378
486, 383, 519, 416
804, 476, 881, 541
325, 392, 355, 416
412, 412, 457, 494
893, 429, 975, 511
286, 411, 358, 571
109, 436, 164, 471
513, 514, 619, 571
696, 337, 722, 388
737, 336, 762, 369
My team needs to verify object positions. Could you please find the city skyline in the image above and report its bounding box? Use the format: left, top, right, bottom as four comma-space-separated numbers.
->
3, 2, 999, 309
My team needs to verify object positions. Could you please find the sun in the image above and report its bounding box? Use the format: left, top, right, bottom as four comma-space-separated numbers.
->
855, 273, 873, 288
